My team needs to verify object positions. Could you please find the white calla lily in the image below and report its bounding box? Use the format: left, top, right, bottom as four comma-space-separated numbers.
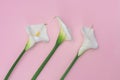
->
78, 27, 98, 56
25, 24, 49, 50
61, 26, 98, 80
56, 16, 72, 42
5, 24, 49, 80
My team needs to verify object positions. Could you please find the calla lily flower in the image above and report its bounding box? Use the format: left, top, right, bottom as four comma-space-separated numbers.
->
32, 16, 72, 80
56, 16, 72, 41
25, 24, 49, 50
78, 27, 98, 56
4, 24, 49, 80
60, 26, 98, 80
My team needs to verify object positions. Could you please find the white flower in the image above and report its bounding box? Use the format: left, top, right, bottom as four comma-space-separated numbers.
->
78, 27, 98, 56
55, 16, 72, 42
25, 24, 49, 50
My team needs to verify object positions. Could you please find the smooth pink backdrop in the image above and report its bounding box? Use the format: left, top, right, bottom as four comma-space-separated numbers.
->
0, 0, 120, 80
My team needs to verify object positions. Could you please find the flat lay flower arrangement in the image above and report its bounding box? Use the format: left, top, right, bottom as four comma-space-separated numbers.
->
4, 16, 98, 80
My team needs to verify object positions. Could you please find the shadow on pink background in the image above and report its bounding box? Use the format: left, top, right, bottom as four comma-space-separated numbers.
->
0, 0, 120, 80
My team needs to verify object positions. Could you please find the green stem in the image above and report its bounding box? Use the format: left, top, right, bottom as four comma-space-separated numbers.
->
31, 42, 60, 80
60, 54, 79, 80
4, 49, 26, 80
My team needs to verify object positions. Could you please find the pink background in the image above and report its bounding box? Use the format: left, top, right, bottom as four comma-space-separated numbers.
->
0, 0, 120, 80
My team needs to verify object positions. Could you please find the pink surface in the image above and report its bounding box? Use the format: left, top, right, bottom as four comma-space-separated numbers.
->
0, 0, 120, 80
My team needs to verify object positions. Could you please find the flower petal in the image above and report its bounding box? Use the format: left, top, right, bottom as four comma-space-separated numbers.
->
78, 27, 98, 56
56, 16, 72, 40
26, 24, 49, 50
38, 25, 49, 42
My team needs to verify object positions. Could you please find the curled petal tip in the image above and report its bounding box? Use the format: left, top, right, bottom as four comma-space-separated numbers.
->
44, 23, 48, 25
90, 25, 94, 28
